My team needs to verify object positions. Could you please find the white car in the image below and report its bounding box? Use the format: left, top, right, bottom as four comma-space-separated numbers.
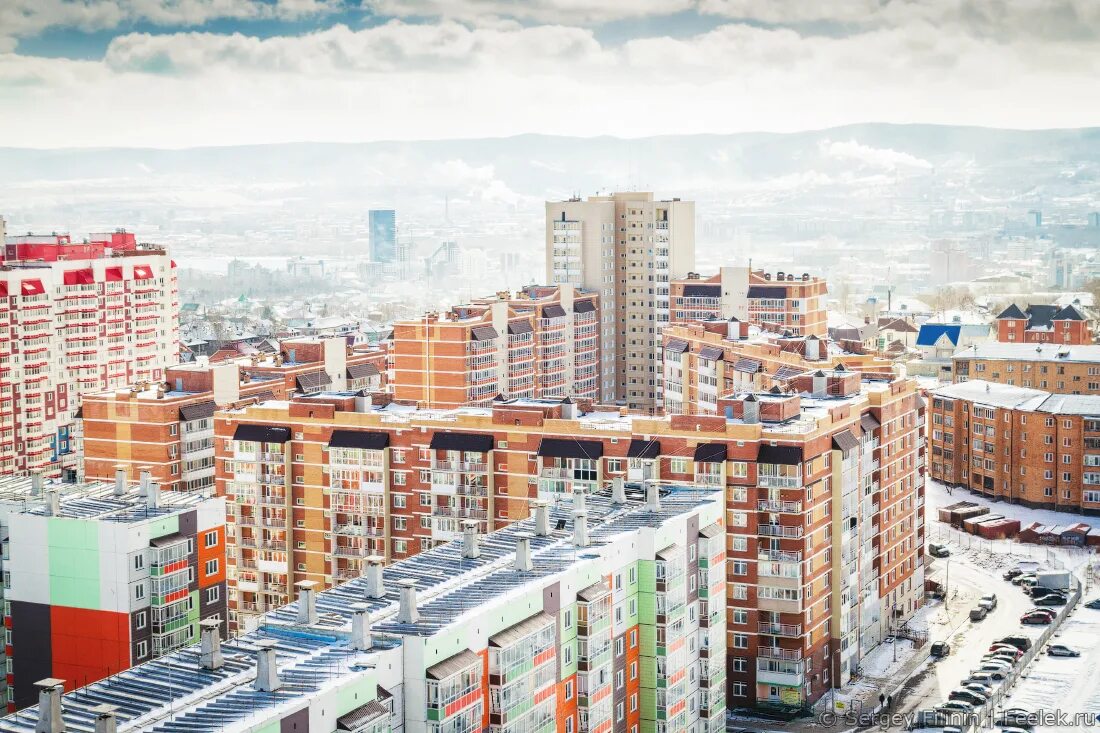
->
968, 670, 1007, 683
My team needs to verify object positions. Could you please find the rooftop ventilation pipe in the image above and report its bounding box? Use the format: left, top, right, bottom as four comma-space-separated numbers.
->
532, 500, 551, 536
145, 482, 160, 511
461, 520, 480, 559
138, 469, 152, 497
364, 555, 385, 599
812, 371, 827, 398
34, 678, 65, 733
573, 510, 589, 548
397, 578, 419, 624
612, 477, 627, 504
514, 531, 534, 572
350, 603, 372, 650
253, 640, 281, 692
113, 467, 127, 497
743, 394, 760, 425
199, 619, 223, 670
30, 472, 43, 497
45, 490, 60, 517
295, 580, 319, 625
92, 704, 117, 733
646, 480, 662, 512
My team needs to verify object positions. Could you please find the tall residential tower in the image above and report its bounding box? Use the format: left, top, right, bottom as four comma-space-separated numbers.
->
546, 192, 695, 412
368, 209, 396, 263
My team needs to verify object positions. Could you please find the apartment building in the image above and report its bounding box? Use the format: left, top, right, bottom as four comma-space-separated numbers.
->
215, 365, 924, 707
390, 284, 599, 408
995, 303, 1093, 344
546, 192, 695, 412
81, 338, 386, 491
0, 471, 226, 711
952, 342, 1100, 395
669, 268, 828, 337
0, 225, 178, 479
0, 487, 725, 733
929, 379, 1100, 514
661, 321, 896, 415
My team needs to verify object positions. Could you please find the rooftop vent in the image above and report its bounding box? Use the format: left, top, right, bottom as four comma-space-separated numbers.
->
113, 466, 127, 497
30, 472, 43, 497
397, 578, 419, 624
253, 640, 281, 692
612, 477, 627, 504
34, 678, 65, 733
532, 500, 551, 536
573, 510, 589, 548
743, 393, 760, 424
461, 520, 480, 559
646, 480, 661, 512
44, 490, 60, 517
514, 531, 534, 572
199, 619, 223, 670
364, 555, 385, 599
92, 704, 118, 733
145, 482, 160, 511
295, 580, 319, 625
351, 602, 372, 650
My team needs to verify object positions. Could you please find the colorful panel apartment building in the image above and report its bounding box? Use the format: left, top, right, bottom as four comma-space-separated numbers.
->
214, 365, 925, 708
0, 224, 178, 479
1, 474, 226, 711
80, 338, 386, 492
669, 268, 828, 338
0, 487, 725, 733
930, 379, 1100, 514
390, 284, 599, 409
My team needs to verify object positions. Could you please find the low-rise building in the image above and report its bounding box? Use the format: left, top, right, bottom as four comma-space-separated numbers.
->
0, 487, 726, 733
952, 342, 1100, 394
670, 267, 828, 337
0, 472, 227, 710
390, 284, 600, 409
995, 303, 1093, 344
930, 379, 1100, 514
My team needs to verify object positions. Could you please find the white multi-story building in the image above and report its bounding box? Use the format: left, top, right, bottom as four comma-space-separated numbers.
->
546, 193, 695, 411
0, 223, 178, 478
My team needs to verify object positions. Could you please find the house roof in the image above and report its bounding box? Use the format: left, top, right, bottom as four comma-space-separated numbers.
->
682, 283, 720, 297
996, 304, 1027, 320
916, 323, 966, 347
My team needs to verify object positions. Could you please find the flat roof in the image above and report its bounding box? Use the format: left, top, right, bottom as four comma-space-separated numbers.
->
0, 476, 212, 523
933, 379, 1100, 415
953, 342, 1100, 364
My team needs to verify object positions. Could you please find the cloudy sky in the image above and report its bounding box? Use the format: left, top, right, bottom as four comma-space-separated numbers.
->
2, 0, 1099, 148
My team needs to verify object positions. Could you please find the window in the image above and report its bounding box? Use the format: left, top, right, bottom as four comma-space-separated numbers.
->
393, 494, 407, 508
133, 553, 145, 571
203, 530, 218, 548
629, 629, 637, 648
393, 517, 407, 531
615, 637, 624, 656
393, 472, 406, 486
206, 586, 220, 604
135, 611, 147, 629
733, 682, 748, 697
670, 457, 688, 474
616, 669, 624, 689
630, 661, 637, 680
204, 558, 219, 576
136, 640, 148, 659
733, 633, 748, 648
565, 680, 573, 700
616, 701, 624, 722
564, 609, 573, 629
733, 609, 748, 624
733, 657, 747, 672
135, 583, 146, 600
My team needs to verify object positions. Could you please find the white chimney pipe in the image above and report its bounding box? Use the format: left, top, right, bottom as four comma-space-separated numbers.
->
34, 679, 65, 733
145, 482, 160, 511
805, 336, 821, 361
30, 472, 44, 497
397, 578, 419, 624
532, 500, 550, 536
254, 640, 281, 692
139, 469, 152, 497
573, 510, 589, 548
199, 619, 223, 670
612, 477, 626, 504
462, 520, 480, 559
44, 490, 60, 517
113, 467, 127, 497
295, 580, 318, 625
743, 394, 760, 425
514, 531, 534, 572
350, 602, 372, 650
646, 480, 661, 512
92, 704, 117, 733
812, 371, 827, 398
573, 488, 586, 513
364, 555, 385, 599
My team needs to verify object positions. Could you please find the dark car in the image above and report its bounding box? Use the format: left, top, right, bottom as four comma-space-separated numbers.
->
931, 641, 951, 658
1034, 594, 1067, 606
1084, 598, 1100, 610
970, 605, 989, 621
995, 636, 1033, 652
929, 543, 951, 558
1003, 568, 1024, 581
996, 709, 1037, 728
949, 689, 989, 706
1048, 644, 1080, 657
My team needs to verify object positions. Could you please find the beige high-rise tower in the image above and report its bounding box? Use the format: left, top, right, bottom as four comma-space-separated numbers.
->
546, 191, 695, 412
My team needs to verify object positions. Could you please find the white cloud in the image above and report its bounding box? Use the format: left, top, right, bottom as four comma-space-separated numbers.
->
822, 140, 933, 171
365, 0, 692, 24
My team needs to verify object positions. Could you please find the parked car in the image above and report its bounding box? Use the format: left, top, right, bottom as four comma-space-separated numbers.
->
963, 682, 994, 697
970, 605, 990, 621
908, 710, 945, 730
981, 656, 1015, 669
996, 709, 1037, 727
979, 594, 998, 610
1034, 594, 1067, 607
978, 659, 1013, 672
1003, 568, 1024, 581
937, 700, 976, 714
1027, 586, 1065, 598
1024, 607, 1057, 619
1048, 644, 1080, 657
998, 728, 1032, 733
985, 654, 1018, 666
950, 689, 989, 706
988, 645, 1023, 660
1084, 598, 1100, 610
1021, 611, 1053, 625
931, 641, 951, 658
968, 670, 1007, 684
1012, 573, 1037, 586
995, 636, 1033, 652
929, 543, 951, 558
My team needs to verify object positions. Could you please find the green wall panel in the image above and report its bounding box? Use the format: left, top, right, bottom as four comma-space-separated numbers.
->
48, 518, 101, 609
148, 515, 180, 540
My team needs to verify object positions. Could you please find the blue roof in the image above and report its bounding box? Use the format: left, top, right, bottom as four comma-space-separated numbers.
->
916, 324, 961, 347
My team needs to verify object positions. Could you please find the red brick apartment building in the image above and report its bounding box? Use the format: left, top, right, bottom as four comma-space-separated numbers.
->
930, 379, 1100, 514
0, 223, 177, 479
662, 320, 897, 415
214, 368, 925, 708
995, 303, 1093, 344
952, 342, 1100, 395
81, 337, 385, 492
670, 267, 828, 337
389, 284, 599, 408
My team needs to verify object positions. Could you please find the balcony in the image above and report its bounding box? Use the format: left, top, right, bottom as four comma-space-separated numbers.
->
759, 622, 802, 638
756, 660, 805, 687
432, 506, 488, 521
333, 545, 369, 558
757, 524, 804, 538
758, 475, 802, 489
758, 500, 802, 513
432, 459, 488, 473
758, 549, 801, 563
758, 646, 802, 661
